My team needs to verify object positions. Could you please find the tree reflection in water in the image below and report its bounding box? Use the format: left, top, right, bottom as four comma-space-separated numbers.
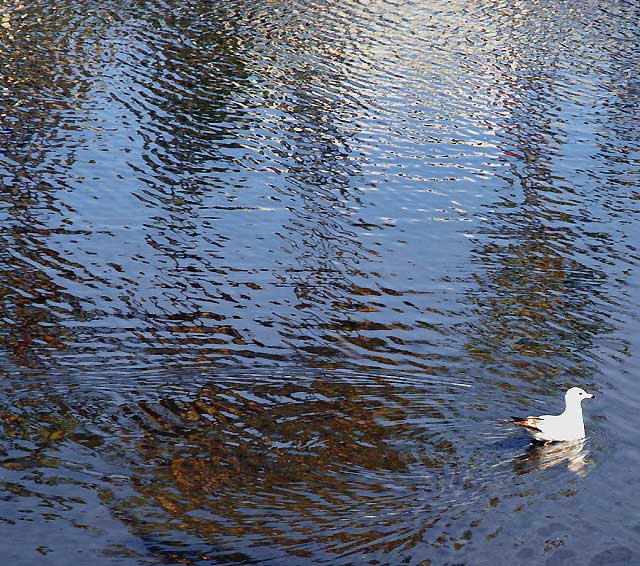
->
111, 376, 464, 562
0, 369, 599, 563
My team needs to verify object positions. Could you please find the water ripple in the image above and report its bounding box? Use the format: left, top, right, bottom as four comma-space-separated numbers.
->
1, 0, 639, 562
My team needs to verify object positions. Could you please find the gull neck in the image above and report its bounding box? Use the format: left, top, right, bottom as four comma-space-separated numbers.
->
563, 398, 583, 418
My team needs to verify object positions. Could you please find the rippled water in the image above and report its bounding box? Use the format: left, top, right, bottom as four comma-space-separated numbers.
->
1, 0, 639, 564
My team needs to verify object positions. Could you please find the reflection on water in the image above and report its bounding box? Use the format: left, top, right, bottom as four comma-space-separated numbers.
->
120, 377, 421, 562
1, 0, 639, 563
0, 0, 636, 375
0, 368, 608, 563
513, 440, 590, 477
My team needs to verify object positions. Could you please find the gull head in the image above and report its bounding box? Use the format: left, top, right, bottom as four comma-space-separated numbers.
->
565, 386, 595, 404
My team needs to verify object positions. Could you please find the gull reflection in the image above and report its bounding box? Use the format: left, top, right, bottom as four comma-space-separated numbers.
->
512, 439, 590, 477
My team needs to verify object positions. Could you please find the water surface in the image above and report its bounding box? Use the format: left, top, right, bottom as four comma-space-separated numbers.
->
0, 0, 639, 564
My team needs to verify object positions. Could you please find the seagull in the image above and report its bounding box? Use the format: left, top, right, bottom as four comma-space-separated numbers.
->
511, 387, 595, 443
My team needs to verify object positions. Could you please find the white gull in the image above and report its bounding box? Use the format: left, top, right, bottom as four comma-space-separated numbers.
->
511, 387, 595, 443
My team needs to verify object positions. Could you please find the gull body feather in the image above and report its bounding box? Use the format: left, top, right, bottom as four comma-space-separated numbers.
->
511, 387, 594, 443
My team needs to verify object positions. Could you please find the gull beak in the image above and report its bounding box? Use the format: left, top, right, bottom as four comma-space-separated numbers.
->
588, 392, 595, 399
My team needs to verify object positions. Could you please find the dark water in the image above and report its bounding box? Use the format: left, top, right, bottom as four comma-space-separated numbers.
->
1, 0, 639, 564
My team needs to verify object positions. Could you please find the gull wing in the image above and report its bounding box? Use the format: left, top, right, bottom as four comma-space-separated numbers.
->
511, 416, 545, 432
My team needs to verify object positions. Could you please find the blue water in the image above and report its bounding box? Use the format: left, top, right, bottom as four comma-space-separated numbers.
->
0, 0, 639, 563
